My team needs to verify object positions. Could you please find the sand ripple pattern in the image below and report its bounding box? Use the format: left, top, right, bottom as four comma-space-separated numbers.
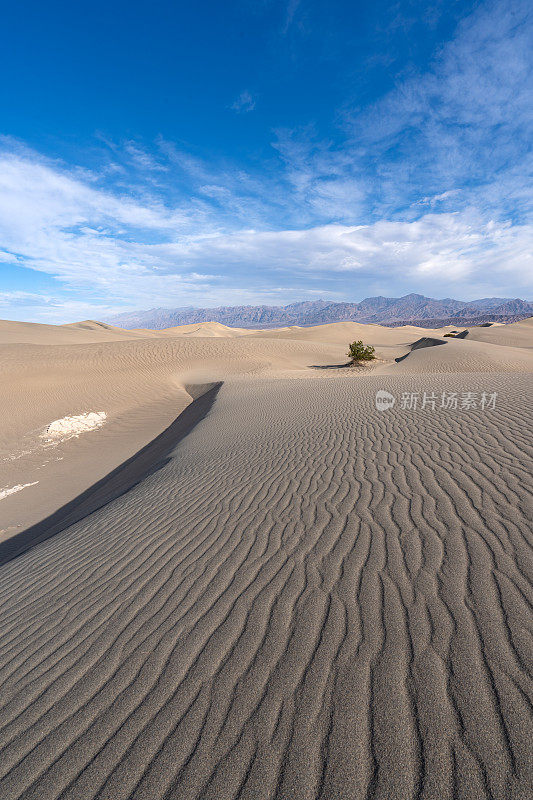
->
0, 374, 532, 800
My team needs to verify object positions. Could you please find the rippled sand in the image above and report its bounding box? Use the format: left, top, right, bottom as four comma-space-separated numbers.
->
0, 317, 532, 799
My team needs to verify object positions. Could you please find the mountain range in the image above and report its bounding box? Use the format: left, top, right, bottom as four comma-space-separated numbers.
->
106, 294, 533, 330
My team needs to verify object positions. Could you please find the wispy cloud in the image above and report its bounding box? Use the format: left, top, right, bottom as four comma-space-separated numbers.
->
0, 146, 220, 317
271, 0, 532, 223
282, 0, 301, 35
0, 290, 56, 308
148, 213, 532, 296
230, 90, 256, 113
0, 140, 531, 322
346, 0, 533, 214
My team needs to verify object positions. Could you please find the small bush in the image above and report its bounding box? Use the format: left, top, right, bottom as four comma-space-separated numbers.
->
347, 340, 376, 363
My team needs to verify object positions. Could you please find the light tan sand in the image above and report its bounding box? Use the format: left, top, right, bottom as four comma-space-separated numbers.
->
0, 334, 347, 535
0, 319, 150, 345
145, 321, 256, 337
0, 316, 532, 799
466, 317, 533, 349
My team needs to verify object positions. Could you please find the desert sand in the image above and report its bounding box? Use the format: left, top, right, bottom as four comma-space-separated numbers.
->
0, 317, 532, 799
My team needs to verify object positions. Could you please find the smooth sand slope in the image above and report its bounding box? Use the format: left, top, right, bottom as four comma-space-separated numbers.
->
466, 317, 533, 349
0, 319, 152, 345
0, 317, 532, 799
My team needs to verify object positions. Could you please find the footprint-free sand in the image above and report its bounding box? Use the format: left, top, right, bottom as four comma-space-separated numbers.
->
0, 318, 531, 799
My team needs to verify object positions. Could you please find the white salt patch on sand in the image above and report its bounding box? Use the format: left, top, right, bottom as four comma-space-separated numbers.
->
41, 412, 107, 442
1, 447, 34, 463
2, 414, 106, 465
0, 482, 39, 501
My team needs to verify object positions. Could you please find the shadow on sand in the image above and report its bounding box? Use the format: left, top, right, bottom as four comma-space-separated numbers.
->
395, 337, 447, 363
309, 362, 353, 370
0, 382, 222, 569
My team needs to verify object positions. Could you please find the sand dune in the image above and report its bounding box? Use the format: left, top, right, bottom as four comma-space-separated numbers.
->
0, 319, 149, 345
0, 316, 532, 799
466, 317, 533, 348
149, 321, 254, 337
244, 320, 459, 345
391, 336, 533, 374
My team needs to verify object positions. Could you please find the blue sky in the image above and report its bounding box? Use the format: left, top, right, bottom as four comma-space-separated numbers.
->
0, 0, 531, 322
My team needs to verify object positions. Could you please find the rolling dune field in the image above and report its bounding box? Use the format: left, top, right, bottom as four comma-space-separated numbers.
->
0, 318, 532, 799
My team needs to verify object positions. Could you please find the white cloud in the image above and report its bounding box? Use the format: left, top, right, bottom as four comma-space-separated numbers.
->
0, 141, 531, 324
270, 0, 532, 223
123, 141, 168, 172
0, 290, 55, 307
163, 212, 532, 291
0, 148, 216, 300
230, 90, 256, 113
345, 0, 532, 211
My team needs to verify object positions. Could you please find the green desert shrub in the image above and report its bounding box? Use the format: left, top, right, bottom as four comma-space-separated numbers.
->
347, 340, 376, 363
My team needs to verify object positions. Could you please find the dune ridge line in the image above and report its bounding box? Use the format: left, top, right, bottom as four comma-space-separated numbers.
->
0, 383, 221, 568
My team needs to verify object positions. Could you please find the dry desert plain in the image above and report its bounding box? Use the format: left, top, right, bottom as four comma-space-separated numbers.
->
0, 316, 532, 799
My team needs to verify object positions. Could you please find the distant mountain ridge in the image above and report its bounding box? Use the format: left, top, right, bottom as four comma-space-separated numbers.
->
106, 294, 533, 330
